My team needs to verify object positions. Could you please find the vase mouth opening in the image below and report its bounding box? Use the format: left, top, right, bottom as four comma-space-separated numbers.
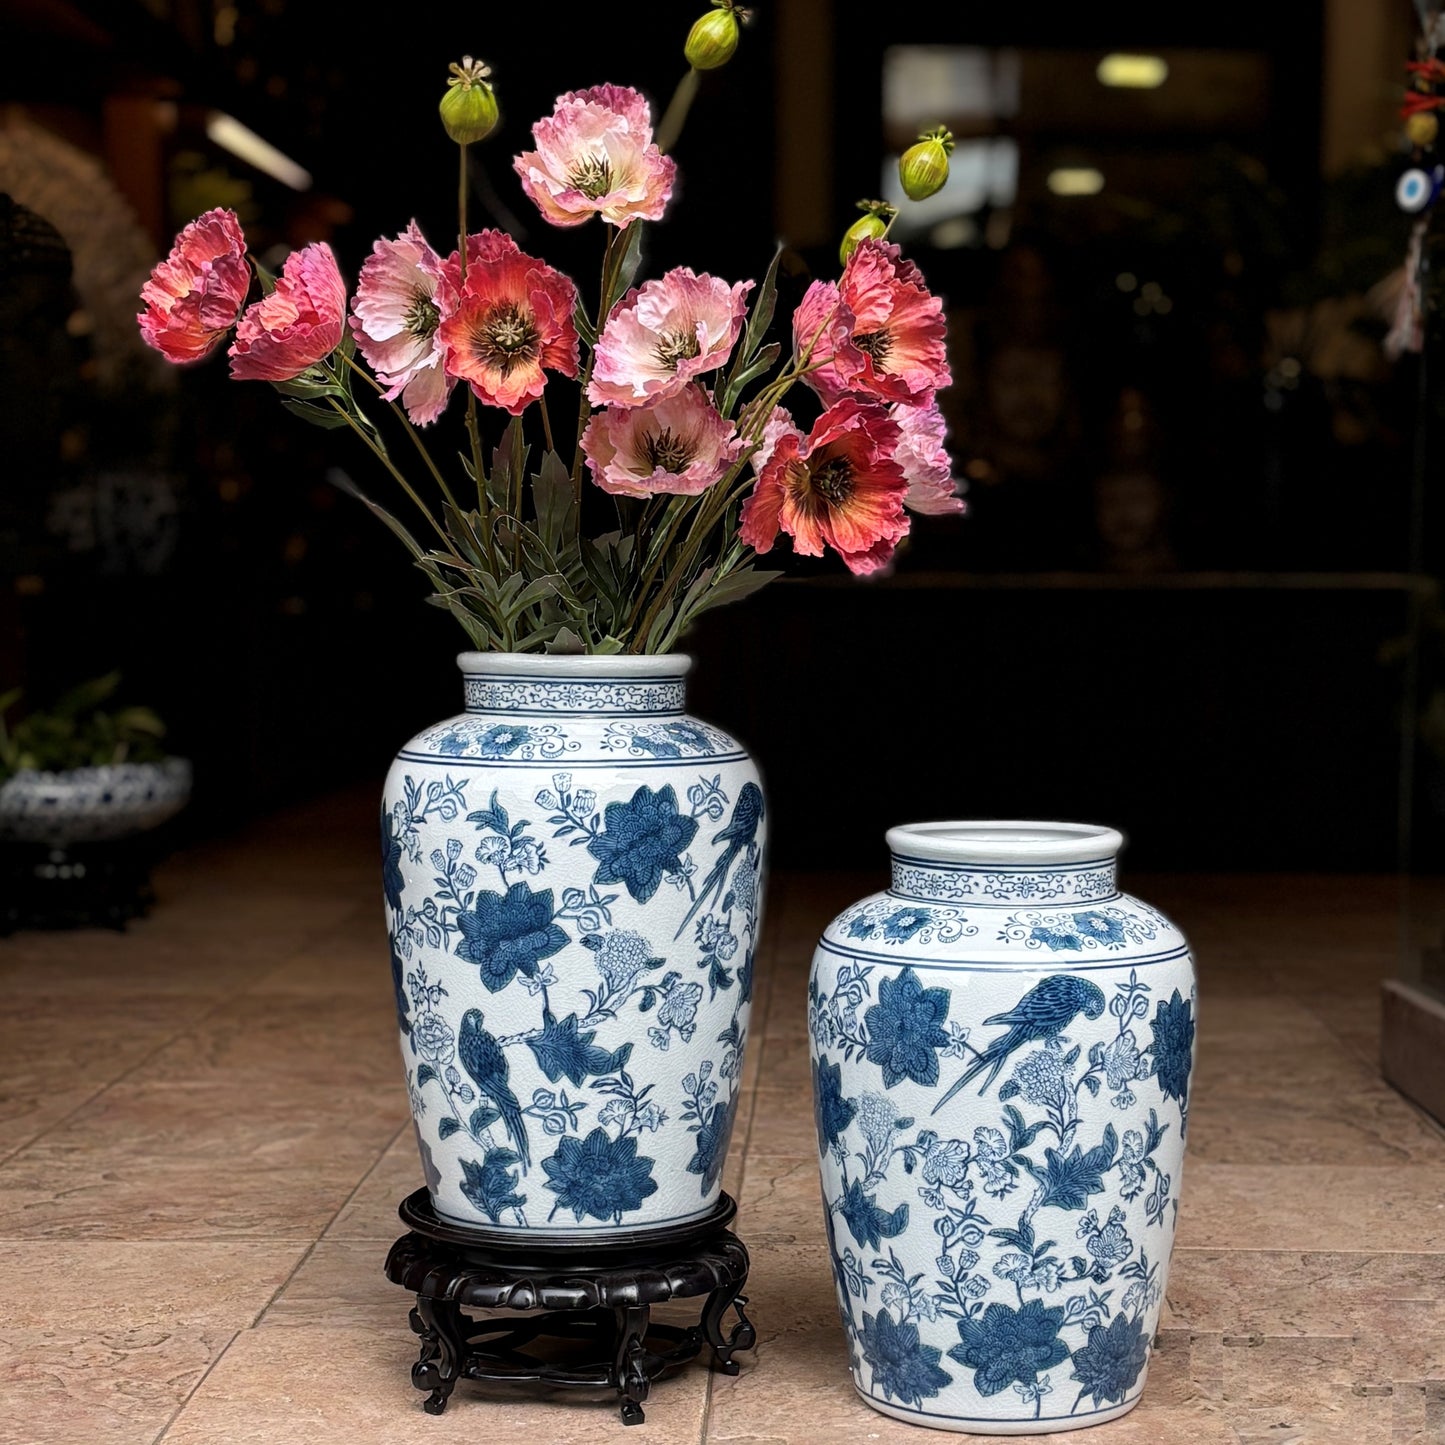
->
457, 652, 692, 680
885, 819, 1125, 867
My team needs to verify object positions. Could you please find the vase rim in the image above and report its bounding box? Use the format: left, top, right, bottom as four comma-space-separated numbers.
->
885, 819, 1125, 867
456, 652, 692, 680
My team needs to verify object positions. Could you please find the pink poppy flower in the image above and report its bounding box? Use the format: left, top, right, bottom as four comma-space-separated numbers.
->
893, 398, 965, 515
581, 386, 741, 499
589, 268, 753, 408
794, 239, 950, 406
349, 221, 457, 426
740, 398, 910, 575
437, 230, 579, 416
229, 243, 347, 383
514, 83, 676, 230
138, 208, 250, 364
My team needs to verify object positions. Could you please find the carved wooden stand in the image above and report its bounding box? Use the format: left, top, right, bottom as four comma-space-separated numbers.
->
384, 1189, 754, 1425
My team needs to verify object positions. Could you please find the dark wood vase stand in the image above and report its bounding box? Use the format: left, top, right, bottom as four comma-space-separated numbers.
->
384, 1188, 754, 1424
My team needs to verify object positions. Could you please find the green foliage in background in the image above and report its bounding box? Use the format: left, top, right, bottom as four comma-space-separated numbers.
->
0, 674, 167, 784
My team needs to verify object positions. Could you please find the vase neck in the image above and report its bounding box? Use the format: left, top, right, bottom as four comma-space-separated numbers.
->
884, 821, 1124, 908
458, 653, 690, 719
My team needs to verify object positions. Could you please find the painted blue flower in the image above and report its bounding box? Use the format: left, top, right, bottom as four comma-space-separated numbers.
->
476, 724, 532, 758
631, 734, 681, 758
864, 966, 951, 1088
455, 882, 570, 992
436, 730, 469, 757
858, 1309, 952, 1406
1072, 911, 1125, 945
1069, 1311, 1150, 1408
813, 1056, 857, 1154
847, 915, 877, 939
588, 784, 699, 904
664, 722, 712, 751
542, 1127, 659, 1224
1150, 989, 1194, 1108
459, 1149, 526, 1223
883, 907, 934, 941
1030, 924, 1083, 951
686, 1088, 740, 1194
948, 1299, 1069, 1397
380, 809, 405, 912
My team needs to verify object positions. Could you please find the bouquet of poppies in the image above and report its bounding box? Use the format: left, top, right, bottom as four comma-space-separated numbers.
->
136, 8, 962, 654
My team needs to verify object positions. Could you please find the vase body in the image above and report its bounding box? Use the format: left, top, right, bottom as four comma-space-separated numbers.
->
809, 822, 1195, 1434
383, 654, 764, 1239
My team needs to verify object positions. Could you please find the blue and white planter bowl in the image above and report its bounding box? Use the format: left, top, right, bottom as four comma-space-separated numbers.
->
809, 822, 1195, 1434
383, 653, 764, 1240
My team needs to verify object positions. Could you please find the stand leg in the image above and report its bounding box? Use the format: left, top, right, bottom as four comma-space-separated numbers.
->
613, 1303, 652, 1425
701, 1287, 756, 1375
409, 1296, 469, 1414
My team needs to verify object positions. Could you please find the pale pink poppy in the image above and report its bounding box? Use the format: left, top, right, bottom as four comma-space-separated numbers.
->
437, 230, 578, 415
893, 397, 965, 514
514, 84, 675, 229
589, 268, 753, 408
349, 221, 457, 426
794, 239, 950, 406
138, 208, 250, 364
740, 398, 910, 575
581, 386, 741, 499
229, 243, 348, 383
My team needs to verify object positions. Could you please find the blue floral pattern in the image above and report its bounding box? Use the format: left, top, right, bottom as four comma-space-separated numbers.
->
386, 669, 764, 1240
812, 856, 1193, 1426
588, 784, 699, 904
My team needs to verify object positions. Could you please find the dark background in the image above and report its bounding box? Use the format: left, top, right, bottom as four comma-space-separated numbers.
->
0, 0, 1438, 873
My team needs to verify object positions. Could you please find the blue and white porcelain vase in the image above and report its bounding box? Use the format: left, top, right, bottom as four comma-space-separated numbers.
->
809, 822, 1195, 1434
383, 653, 764, 1239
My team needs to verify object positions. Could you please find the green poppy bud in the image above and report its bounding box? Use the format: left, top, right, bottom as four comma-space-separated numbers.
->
840, 200, 897, 266
685, 3, 749, 70
898, 126, 955, 202
440, 56, 499, 146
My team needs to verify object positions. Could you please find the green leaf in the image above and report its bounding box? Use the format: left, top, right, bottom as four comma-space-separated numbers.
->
573, 298, 598, 347
280, 397, 351, 430
545, 626, 587, 655
531, 449, 577, 554
610, 219, 645, 306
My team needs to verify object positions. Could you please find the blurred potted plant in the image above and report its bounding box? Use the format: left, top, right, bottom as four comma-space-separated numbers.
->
0, 673, 190, 846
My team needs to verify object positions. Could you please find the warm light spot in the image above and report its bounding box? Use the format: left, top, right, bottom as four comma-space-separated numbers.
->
1096, 54, 1169, 89
205, 112, 312, 191
1047, 167, 1105, 197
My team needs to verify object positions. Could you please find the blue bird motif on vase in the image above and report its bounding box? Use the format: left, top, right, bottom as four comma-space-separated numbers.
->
932, 974, 1107, 1112
457, 1008, 530, 1169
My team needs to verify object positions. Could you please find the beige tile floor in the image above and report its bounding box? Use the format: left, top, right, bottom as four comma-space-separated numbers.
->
1, 792, 1443, 1443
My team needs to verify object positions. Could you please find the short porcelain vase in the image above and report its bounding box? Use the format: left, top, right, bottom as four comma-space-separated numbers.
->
809, 822, 1196, 1434
382, 653, 764, 1241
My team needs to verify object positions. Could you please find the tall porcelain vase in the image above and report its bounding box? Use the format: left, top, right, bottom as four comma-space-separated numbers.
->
382, 654, 764, 1240
809, 822, 1196, 1433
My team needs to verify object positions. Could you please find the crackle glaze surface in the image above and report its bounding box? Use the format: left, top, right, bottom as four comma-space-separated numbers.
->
382, 655, 764, 1238
809, 828, 1196, 1433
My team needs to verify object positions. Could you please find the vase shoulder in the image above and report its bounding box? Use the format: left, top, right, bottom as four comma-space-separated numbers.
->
821, 886, 1188, 967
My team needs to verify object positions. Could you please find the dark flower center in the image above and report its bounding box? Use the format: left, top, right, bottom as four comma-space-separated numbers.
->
654, 329, 701, 371
641, 426, 696, 473
569, 153, 614, 199
809, 455, 855, 504
406, 290, 441, 339
855, 328, 892, 363
472, 303, 540, 376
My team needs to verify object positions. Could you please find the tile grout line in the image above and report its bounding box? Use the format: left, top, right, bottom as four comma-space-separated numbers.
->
0, 900, 376, 1177
248, 1116, 415, 1328
148, 1328, 242, 1445
150, 1116, 414, 1444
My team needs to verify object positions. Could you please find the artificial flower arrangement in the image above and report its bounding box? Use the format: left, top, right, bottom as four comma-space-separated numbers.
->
136, 6, 963, 654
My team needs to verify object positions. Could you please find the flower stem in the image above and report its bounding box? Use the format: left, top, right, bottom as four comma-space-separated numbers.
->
323, 397, 454, 554
538, 394, 556, 456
